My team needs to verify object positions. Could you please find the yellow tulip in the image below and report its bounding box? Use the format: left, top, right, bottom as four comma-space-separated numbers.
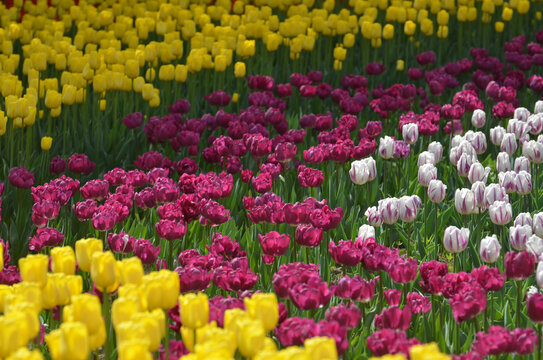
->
118, 340, 152, 360
6, 301, 40, 339
18, 254, 48, 287
30, 52, 47, 72
214, 55, 227, 72
159, 64, 175, 81
343, 33, 355, 48
404, 20, 416, 35
6, 348, 44, 360
232, 93, 239, 103
237, 319, 266, 358
437, 10, 449, 25
495, 21, 505, 32
51, 246, 75, 275
44, 89, 61, 109
370, 355, 407, 360
60, 322, 90, 360
437, 25, 448, 38
409, 343, 450, 360
130, 313, 162, 351
383, 24, 394, 40
0, 285, 12, 313
55, 53, 66, 71
179, 292, 209, 329
181, 326, 195, 352
39, 136, 52, 151
12, 282, 41, 314
61, 84, 76, 106
518, 0, 529, 14
278, 346, 310, 360
91, 251, 118, 293
70, 294, 103, 334
396, 59, 405, 71
75, 238, 103, 272
118, 257, 144, 285
175, 65, 188, 83
502, 7, 513, 21
467, 7, 477, 21
0, 312, 29, 358
244, 293, 278, 331
196, 323, 237, 356
305, 337, 338, 360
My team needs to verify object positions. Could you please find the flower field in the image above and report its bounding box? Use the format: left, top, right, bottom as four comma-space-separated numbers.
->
2, 0, 543, 359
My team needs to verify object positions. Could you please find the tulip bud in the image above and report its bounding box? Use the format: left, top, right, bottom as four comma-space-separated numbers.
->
41, 136, 52, 151
471, 181, 486, 208
496, 152, 511, 173
528, 114, 543, 135
501, 133, 517, 155
399, 195, 421, 222
522, 140, 543, 164
118, 340, 152, 360
457, 153, 476, 178
365, 206, 383, 227
468, 162, 490, 184
428, 141, 443, 163
244, 293, 279, 331
418, 163, 437, 187
509, 225, 532, 251
75, 238, 103, 272
480, 235, 501, 263
428, 179, 447, 203
515, 170, 532, 195
536, 261, 543, 288
179, 292, 209, 329
418, 151, 435, 167
90, 251, 118, 293
19, 254, 48, 287
349, 157, 376, 185
69, 293, 104, 335
378, 198, 400, 224
489, 201, 513, 225
514, 212, 532, 227
514, 156, 531, 173
379, 136, 394, 159
305, 337, 338, 360
443, 226, 469, 253
234, 62, 246, 78
357, 224, 375, 241
490, 126, 506, 146
527, 235, 543, 260
455, 188, 476, 215
51, 246, 76, 275
402, 123, 419, 144
471, 109, 486, 128
118, 257, 144, 285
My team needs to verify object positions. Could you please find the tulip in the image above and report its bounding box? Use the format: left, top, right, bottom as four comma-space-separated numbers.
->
51, 246, 76, 275
510, 225, 532, 251
244, 293, 279, 331
443, 226, 470, 254
18, 254, 48, 287
305, 337, 338, 360
480, 235, 501, 263
402, 123, 419, 144
357, 224, 375, 241
179, 292, 209, 329
505, 251, 535, 280
75, 238, 103, 272
472, 109, 486, 128
526, 235, 543, 259
428, 180, 447, 203
468, 162, 490, 184
365, 206, 383, 227
527, 291, 543, 323
536, 261, 543, 288
379, 136, 394, 159
515, 171, 532, 195
238, 319, 266, 358
457, 153, 476, 177
523, 140, 543, 164
118, 340, 152, 360
118, 257, 144, 285
490, 126, 506, 146
501, 133, 518, 155
418, 163, 437, 187
534, 213, 543, 238
418, 151, 436, 167
90, 251, 118, 293
455, 188, 476, 215
378, 198, 400, 225
399, 196, 421, 223
349, 159, 371, 185
428, 142, 443, 163
515, 212, 533, 227
489, 201, 513, 225
514, 156, 531, 173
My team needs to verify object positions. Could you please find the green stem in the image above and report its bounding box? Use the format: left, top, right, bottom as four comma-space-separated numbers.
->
537, 323, 542, 360
516, 280, 523, 328
102, 292, 112, 360
164, 315, 170, 360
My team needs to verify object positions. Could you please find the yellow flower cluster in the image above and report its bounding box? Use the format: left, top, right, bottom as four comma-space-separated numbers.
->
0, 0, 538, 137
